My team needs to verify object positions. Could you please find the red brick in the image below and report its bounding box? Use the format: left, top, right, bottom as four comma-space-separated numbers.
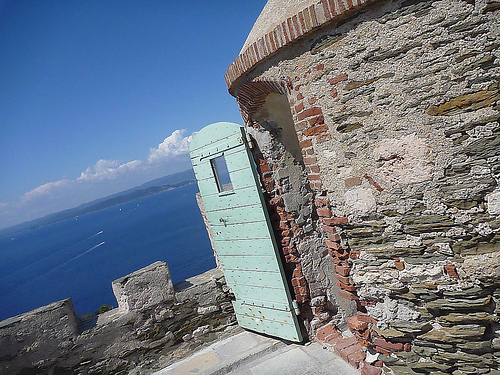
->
347, 348, 366, 369
355, 336, 371, 348
394, 260, 405, 270
296, 107, 322, 121
282, 246, 294, 255
317, 208, 332, 217
356, 313, 378, 325
372, 345, 391, 356
264, 180, 275, 191
307, 174, 321, 181
262, 173, 272, 182
330, 217, 349, 225
338, 280, 357, 292
308, 164, 320, 173
325, 239, 341, 250
297, 93, 304, 100
338, 289, 358, 301
332, 250, 349, 259
404, 343, 411, 351
336, 259, 350, 268
299, 139, 312, 148
292, 276, 307, 287
444, 264, 459, 278
295, 285, 308, 295
292, 267, 303, 278
303, 124, 328, 136
329, 73, 348, 84
335, 265, 351, 276
312, 305, 325, 315
372, 338, 404, 351
364, 174, 383, 192
360, 300, 377, 307
279, 221, 290, 230
327, 232, 340, 241
334, 336, 357, 352
361, 362, 383, 375
331, 87, 338, 98
323, 331, 343, 345
269, 196, 283, 206
339, 343, 362, 362
321, 225, 336, 234
278, 212, 288, 220
350, 250, 360, 259
258, 163, 271, 174
357, 327, 371, 339
295, 102, 304, 113
309, 97, 317, 104
310, 181, 322, 190
315, 63, 324, 71
281, 229, 291, 237
296, 294, 308, 303
308, 115, 324, 126
316, 322, 337, 341
303, 156, 318, 165
335, 273, 350, 284
347, 315, 369, 331
314, 198, 329, 207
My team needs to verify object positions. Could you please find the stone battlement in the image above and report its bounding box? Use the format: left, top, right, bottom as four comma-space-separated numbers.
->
0, 262, 237, 375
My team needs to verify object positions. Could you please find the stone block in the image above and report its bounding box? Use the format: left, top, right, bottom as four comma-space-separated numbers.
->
419, 324, 486, 343
112, 261, 175, 313
0, 299, 79, 373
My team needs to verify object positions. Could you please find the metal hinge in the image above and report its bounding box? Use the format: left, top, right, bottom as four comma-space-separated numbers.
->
292, 300, 300, 316
245, 133, 254, 149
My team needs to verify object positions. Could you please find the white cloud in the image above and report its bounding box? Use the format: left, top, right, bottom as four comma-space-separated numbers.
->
148, 129, 193, 164
22, 179, 72, 202
77, 159, 142, 182
3, 130, 196, 229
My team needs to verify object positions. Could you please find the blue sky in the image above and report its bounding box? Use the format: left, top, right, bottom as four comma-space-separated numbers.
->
0, 0, 266, 229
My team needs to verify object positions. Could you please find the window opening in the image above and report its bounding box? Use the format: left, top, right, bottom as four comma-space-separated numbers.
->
211, 155, 233, 193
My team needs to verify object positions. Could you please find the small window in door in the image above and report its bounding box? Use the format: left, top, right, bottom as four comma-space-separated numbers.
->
211, 155, 233, 193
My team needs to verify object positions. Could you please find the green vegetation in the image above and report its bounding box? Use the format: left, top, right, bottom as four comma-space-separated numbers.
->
81, 305, 114, 320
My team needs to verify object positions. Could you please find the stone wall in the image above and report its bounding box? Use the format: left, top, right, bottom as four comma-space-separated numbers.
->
228, 0, 500, 373
0, 262, 237, 375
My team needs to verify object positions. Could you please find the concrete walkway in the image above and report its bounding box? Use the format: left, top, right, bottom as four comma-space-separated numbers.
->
153, 331, 360, 375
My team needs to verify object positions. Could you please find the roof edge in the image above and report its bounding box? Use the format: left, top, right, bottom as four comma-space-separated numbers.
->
225, 0, 379, 96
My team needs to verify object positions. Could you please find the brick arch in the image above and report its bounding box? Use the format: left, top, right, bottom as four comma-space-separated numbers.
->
235, 78, 288, 126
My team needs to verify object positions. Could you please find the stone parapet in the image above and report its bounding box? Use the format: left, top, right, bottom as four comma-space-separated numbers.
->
0, 264, 236, 375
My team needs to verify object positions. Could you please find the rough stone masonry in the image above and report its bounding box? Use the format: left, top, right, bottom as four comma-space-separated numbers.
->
0, 262, 237, 375
226, 0, 500, 373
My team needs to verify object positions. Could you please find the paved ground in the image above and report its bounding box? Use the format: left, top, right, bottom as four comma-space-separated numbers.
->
153, 331, 360, 375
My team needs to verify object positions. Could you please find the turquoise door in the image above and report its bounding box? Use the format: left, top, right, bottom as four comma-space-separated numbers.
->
189, 122, 303, 342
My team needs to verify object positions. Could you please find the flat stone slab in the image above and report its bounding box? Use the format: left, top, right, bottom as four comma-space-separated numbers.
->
153, 331, 360, 375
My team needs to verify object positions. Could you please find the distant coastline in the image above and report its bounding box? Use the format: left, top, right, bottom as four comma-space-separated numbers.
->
0, 169, 196, 237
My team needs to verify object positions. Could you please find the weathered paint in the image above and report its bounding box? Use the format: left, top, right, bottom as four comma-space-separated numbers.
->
189, 122, 303, 342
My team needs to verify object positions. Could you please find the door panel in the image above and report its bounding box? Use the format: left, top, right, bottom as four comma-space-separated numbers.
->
189, 122, 302, 342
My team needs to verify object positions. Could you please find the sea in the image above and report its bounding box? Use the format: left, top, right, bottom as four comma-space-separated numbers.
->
0, 182, 215, 321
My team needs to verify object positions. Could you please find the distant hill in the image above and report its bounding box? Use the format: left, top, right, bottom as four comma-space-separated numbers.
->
0, 169, 196, 237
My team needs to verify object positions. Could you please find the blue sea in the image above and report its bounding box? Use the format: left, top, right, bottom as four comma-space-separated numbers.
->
0, 183, 215, 321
